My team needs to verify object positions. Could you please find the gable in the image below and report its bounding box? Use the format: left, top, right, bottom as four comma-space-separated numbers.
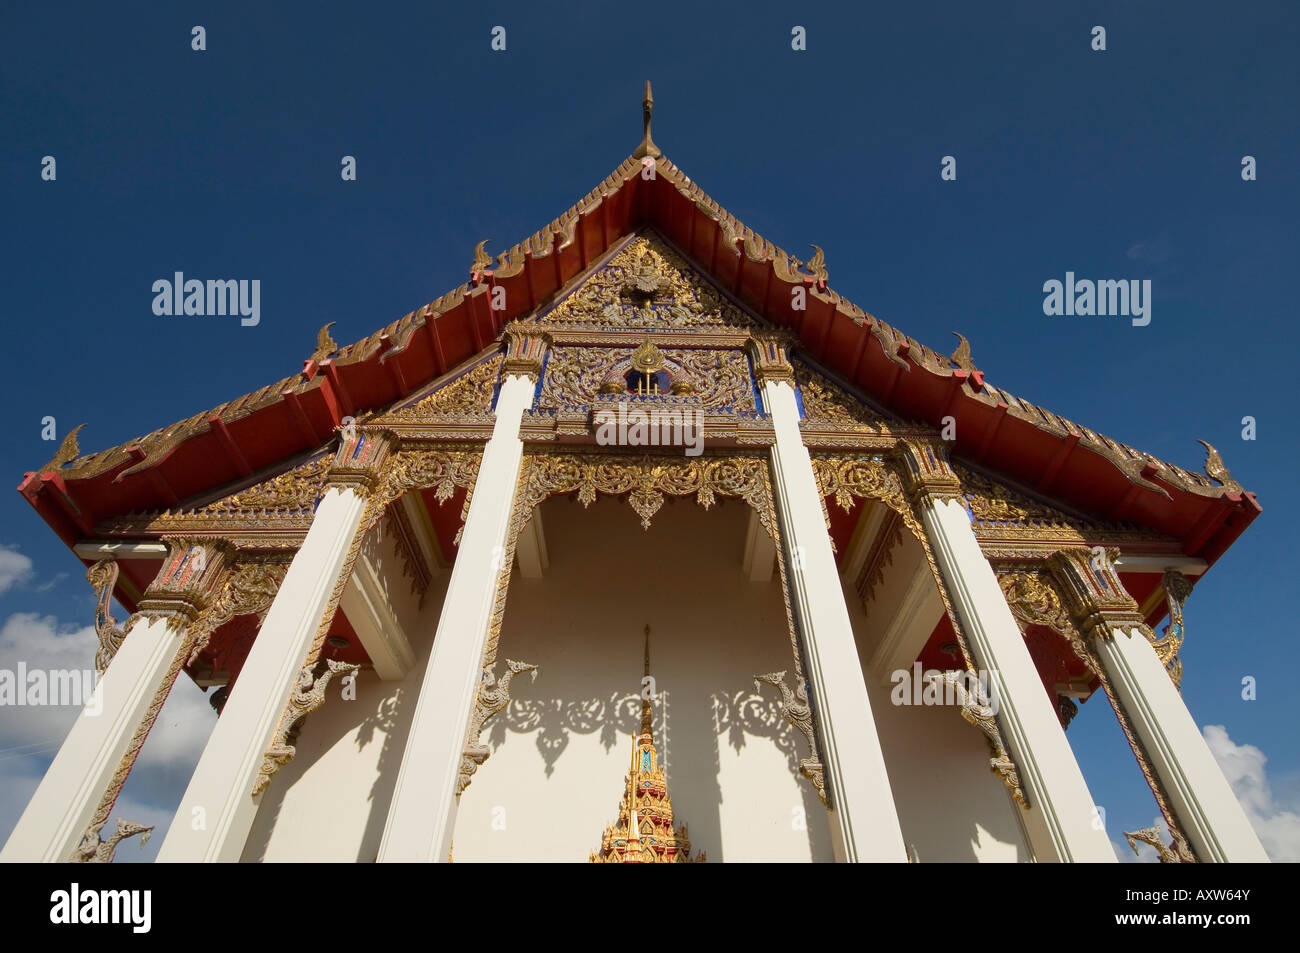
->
21, 135, 1255, 568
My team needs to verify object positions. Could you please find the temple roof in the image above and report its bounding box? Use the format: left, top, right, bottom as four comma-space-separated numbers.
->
21, 84, 1258, 570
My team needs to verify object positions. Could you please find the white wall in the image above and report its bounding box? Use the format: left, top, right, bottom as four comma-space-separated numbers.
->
451, 495, 834, 862
244, 490, 1030, 863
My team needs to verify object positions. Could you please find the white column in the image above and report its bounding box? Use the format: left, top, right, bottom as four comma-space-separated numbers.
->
156, 486, 368, 862
0, 615, 183, 862
921, 496, 1115, 861
377, 371, 534, 863
763, 378, 908, 863
1093, 625, 1269, 862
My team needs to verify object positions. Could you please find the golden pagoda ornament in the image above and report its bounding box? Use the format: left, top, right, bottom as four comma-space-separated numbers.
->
590, 626, 704, 863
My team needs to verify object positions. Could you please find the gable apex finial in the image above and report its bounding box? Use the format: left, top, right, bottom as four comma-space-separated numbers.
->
633, 80, 662, 161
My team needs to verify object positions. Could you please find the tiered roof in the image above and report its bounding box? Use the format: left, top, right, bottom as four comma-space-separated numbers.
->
22, 83, 1257, 574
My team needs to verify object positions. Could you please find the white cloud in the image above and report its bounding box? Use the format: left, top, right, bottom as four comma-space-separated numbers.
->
35, 572, 68, 593
0, 611, 216, 856
0, 546, 33, 595
0, 612, 98, 755
1204, 724, 1300, 862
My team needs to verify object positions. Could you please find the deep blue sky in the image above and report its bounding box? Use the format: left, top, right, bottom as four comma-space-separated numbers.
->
2, 2, 1297, 859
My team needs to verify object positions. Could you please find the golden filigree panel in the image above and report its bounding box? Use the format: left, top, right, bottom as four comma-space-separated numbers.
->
540, 345, 756, 413
388, 355, 502, 419
538, 234, 758, 331
795, 363, 889, 433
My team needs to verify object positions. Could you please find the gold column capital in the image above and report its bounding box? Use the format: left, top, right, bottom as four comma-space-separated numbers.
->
746, 331, 797, 386
500, 326, 551, 380
1046, 547, 1146, 640
324, 425, 396, 495
895, 438, 964, 505
135, 538, 234, 625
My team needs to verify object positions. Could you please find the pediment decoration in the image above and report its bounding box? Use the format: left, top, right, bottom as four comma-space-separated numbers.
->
956, 464, 1173, 544
384, 354, 502, 421
540, 345, 757, 415
535, 233, 758, 331
794, 362, 894, 433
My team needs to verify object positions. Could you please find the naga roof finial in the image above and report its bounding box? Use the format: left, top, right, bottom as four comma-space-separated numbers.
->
633, 80, 662, 160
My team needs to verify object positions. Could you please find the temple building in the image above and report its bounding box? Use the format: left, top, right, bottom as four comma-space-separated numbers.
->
2, 84, 1268, 863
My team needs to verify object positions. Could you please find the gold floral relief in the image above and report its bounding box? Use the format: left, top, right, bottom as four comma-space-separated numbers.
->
540, 233, 757, 331
795, 364, 888, 432
195, 457, 328, 516
390, 354, 502, 419
540, 345, 757, 413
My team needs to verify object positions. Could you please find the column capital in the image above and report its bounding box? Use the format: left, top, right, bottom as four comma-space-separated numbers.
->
746, 330, 797, 387
324, 426, 395, 494
135, 538, 233, 626
1047, 547, 1145, 639
895, 439, 964, 505
500, 326, 551, 380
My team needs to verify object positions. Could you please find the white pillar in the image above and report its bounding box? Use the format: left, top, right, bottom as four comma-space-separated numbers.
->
920, 495, 1115, 861
1093, 625, 1269, 862
377, 370, 536, 863
0, 615, 183, 862
760, 371, 908, 863
156, 486, 369, 862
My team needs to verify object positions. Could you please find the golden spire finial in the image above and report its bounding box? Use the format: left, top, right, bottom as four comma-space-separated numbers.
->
590, 622, 705, 863
641, 624, 653, 736
633, 80, 661, 160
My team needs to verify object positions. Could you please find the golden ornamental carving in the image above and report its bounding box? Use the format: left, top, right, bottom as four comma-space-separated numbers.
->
998, 572, 1079, 650
254, 659, 360, 797
631, 81, 661, 161
386, 355, 502, 420
949, 332, 978, 374
459, 659, 538, 796
87, 559, 128, 673
747, 332, 796, 386
1197, 440, 1242, 494
71, 818, 154, 864
1151, 569, 1193, 689
520, 453, 776, 533
592, 627, 703, 863
957, 464, 1176, 550
855, 510, 905, 605
37, 423, 85, 475
134, 537, 232, 624
753, 672, 826, 803
539, 234, 757, 331
470, 239, 493, 276
896, 439, 964, 504
310, 322, 338, 363
197, 457, 329, 516
187, 557, 289, 664
385, 504, 431, 605
630, 338, 666, 373
1124, 825, 1194, 864
501, 329, 550, 379
541, 345, 756, 414
805, 244, 828, 284
928, 671, 1026, 807
795, 363, 887, 432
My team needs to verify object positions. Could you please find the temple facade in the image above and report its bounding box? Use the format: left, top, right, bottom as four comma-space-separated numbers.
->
2, 85, 1268, 863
